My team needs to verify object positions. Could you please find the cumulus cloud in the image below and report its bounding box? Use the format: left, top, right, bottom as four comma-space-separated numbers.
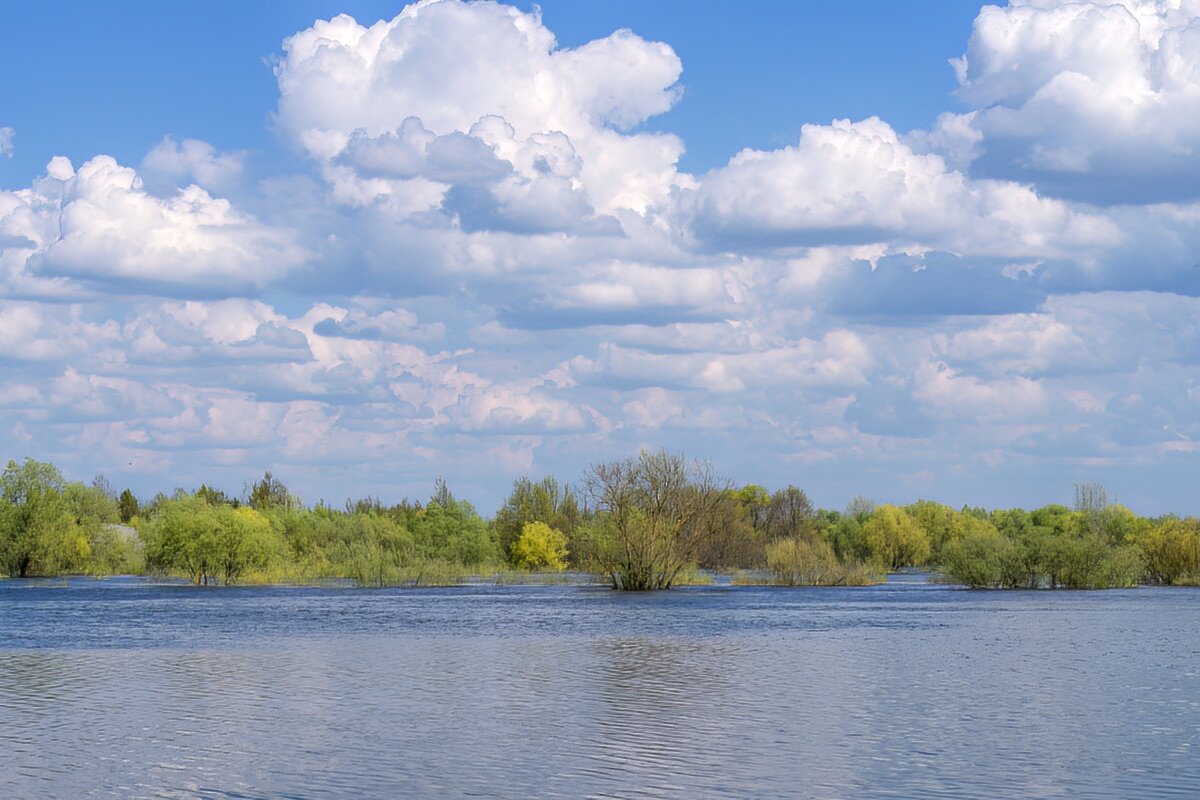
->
686, 117, 1117, 257
274, 0, 685, 222
312, 306, 446, 342
0, 127, 13, 158
572, 329, 871, 393
5, 0, 1200, 512
944, 0, 1200, 203
501, 261, 750, 329
10, 156, 309, 294
141, 136, 246, 194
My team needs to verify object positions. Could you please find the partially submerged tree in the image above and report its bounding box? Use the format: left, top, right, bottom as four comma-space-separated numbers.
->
0, 459, 94, 578
582, 450, 727, 590
142, 495, 279, 585
864, 504, 931, 570
1137, 518, 1200, 585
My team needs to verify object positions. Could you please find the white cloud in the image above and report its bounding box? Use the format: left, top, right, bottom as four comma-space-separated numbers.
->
0, 127, 13, 158
141, 137, 246, 193
913, 360, 1048, 421
5, 0, 1200, 513
25, 156, 308, 293
685, 117, 1117, 257
573, 329, 871, 393
945, 0, 1200, 203
274, 0, 685, 217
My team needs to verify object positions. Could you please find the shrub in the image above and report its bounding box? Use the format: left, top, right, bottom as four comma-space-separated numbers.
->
510, 521, 568, 571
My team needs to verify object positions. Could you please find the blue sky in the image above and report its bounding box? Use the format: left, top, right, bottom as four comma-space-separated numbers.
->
2, 0, 1199, 514
0, 1, 980, 181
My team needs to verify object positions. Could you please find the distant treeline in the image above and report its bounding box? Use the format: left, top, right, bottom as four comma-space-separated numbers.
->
1, 453, 1197, 590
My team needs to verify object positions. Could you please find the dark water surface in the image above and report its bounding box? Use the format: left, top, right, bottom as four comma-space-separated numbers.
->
1, 575, 1197, 799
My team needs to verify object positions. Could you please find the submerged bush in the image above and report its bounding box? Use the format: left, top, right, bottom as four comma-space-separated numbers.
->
864, 505, 931, 570
1137, 518, 1200, 585
764, 536, 884, 586
941, 528, 1024, 588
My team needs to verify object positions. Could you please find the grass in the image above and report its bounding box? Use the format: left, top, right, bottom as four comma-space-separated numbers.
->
731, 564, 886, 587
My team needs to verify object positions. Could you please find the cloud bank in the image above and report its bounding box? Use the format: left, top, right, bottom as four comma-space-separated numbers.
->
1, 0, 1199, 513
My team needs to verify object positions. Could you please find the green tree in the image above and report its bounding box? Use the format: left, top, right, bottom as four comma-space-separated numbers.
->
494, 476, 581, 562
940, 527, 1024, 588
410, 483, 497, 565
510, 521, 569, 571
335, 512, 415, 587
864, 505, 930, 570
118, 488, 140, 523
248, 471, 299, 511
737, 484, 771, 531
0, 459, 89, 577
142, 496, 280, 584
1137, 518, 1200, 585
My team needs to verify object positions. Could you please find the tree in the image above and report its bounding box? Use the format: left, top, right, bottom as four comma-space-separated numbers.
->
510, 521, 569, 571
118, 489, 140, 523
864, 505, 931, 570
737, 484, 771, 533
142, 495, 280, 585
940, 527, 1024, 588
907, 500, 960, 558
335, 513, 415, 587
197, 484, 236, 506
0, 459, 88, 578
410, 484, 497, 565
248, 471, 298, 511
1074, 482, 1108, 513
581, 450, 727, 590
762, 486, 817, 541
693, 489, 759, 569
494, 476, 581, 561
64, 482, 119, 527
1137, 518, 1200, 585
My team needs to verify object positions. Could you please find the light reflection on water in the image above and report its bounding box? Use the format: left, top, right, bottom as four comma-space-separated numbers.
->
1, 576, 1197, 798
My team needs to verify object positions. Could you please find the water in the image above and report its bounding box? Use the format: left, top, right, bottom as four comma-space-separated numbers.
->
1, 575, 1197, 799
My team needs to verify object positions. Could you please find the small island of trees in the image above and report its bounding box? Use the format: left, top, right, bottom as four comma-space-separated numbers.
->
1, 452, 1197, 591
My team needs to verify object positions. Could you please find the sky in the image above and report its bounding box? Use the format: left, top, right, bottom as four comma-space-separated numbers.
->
1, 0, 1198, 514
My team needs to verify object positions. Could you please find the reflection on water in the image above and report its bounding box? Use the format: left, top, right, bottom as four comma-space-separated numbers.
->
1, 577, 1197, 798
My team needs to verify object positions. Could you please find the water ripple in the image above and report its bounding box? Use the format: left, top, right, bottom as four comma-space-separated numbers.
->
1, 578, 1198, 798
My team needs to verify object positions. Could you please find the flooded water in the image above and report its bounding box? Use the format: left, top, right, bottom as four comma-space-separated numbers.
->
1, 575, 1197, 799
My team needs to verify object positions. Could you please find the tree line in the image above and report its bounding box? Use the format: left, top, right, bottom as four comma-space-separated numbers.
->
1, 454, 1197, 590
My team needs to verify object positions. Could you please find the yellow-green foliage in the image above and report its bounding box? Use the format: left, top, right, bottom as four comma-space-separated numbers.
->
940, 506, 1148, 589
87, 525, 145, 576
510, 521, 568, 571
0, 458, 119, 578
494, 477, 581, 563
864, 505, 931, 570
1137, 518, 1200, 585
672, 563, 715, 586
907, 500, 999, 561
764, 536, 885, 586
941, 527, 1024, 588
141, 497, 282, 585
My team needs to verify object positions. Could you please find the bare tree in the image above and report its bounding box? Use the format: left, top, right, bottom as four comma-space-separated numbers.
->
582, 450, 728, 590
1074, 482, 1108, 513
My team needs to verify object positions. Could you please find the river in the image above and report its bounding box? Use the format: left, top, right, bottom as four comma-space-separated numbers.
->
1, 574, 1196, 798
